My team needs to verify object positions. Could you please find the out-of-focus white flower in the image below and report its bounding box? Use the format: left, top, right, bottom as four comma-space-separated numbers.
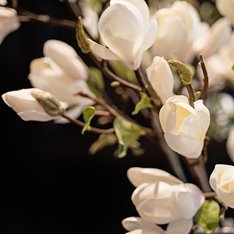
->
0, 6, 20, 44
2, 88, 67, 121
202, 34, 234, 86
122, 216, 193, 234
43, 39, 87, 81
153, 1, 201, 63
0, 0, 7, 5
126, 167, 204, 231
216, 0, 234, 24
159, 95, 210, 158
209, 164, 234, 208
28, 56, 93, 123
146, 56, 174, 103
193, 18, 231, 57
226, 127, 234, 162
88, 0, 157, 70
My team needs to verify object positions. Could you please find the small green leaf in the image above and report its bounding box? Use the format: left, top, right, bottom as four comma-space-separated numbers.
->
89, 133, 117, 155
168, 59, 194, 85
232, 64, 234, 70
113, 117, 144, 158
82, 106, 95, 134
87, 67, 105, 97
132, 92, 152, 115
196, 200, 220, 234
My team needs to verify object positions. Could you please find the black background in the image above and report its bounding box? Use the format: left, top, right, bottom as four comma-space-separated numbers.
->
0, 1, 233, 233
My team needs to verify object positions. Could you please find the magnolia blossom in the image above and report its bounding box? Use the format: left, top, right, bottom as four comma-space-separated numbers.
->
88, 0, 157, 70
226, 127, 234, 162
209, 164, 234, 208
125, 167, 204, 231
43, 39, 87, 81
28, 40, 94, 122
153, 1, 201, 63
159, 95, 210, 158
0, 6, 20, 44
146, 56, 174, 104
2, 88, 67, 121
122, 216, 192, 234
193, 17, 231, 57
216, 0, 234, 24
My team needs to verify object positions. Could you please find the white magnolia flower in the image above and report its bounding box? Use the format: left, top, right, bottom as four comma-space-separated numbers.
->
122, 216, 193, 234
153, 1, 201, 63
28, 56, 94, 123
2, 88, 67, 121
209, 164, 234, 208
88, 0, 157, 70
146, 56, 174, 104
226, 127, 234, 162
43, 39, 87, 81
0, 6, 20, 44
216, 0, 234, 24
126, 167, 204, 229
193, 17, 231, 57
202, 34, 234, 86
159, 95, 210, 158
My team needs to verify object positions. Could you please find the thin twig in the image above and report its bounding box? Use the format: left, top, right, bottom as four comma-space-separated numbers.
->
61, 113, 114, 134
101, 60, 143, 92
18, 10, 76, 29
199, 54, 209, 99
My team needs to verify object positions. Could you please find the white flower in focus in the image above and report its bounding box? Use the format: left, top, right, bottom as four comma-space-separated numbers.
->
88, 0, 157, 70
159, 95, 210, 158
2, 88, 67, 121
0, 6, 20, 44
226, 127, 234, 162
216, 0, 234, 24
153, 1, 201, 63
126, 167, 203, 231
28, 56, 94, 123
122, 216, 193, 234
209, 164, 234, 208
43, 39, 87, 81
146, 56, 174, 104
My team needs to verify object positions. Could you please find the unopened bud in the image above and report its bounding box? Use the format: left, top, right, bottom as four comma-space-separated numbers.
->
76, 16, 90, 53
168, 59, 194, 85
31, 89, 67, 116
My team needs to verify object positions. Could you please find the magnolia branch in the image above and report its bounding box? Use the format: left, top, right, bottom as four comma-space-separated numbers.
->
18, 10, 76, 29
61, 113, 114, 134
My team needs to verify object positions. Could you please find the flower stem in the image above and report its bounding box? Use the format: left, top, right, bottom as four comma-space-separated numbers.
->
199, 54, 209, 100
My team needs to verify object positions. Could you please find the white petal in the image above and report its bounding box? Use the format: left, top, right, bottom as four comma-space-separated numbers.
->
127, 167, 182, 187
146, 56, 174, 103
111, 0, 149, 25
43, 39, 87, 80
227, 127, 234, 162
88, 39, 119, 60
216, 0, 234, 24
98, 2, 144, 65
122, 217, 162, 232
166, 218, 193, 234
194, 99, 210, 135
164, 132, 203, 158
18, 110, 55, 121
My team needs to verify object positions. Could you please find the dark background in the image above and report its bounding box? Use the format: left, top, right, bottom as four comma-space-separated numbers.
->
0, 1, 233, 233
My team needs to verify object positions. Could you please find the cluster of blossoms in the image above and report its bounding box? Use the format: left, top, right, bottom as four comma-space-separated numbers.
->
1, 0, 234, 233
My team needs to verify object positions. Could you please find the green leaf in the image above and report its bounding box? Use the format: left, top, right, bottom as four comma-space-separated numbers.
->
89, 133, 117, 155
87, 67, 105, 97
113, 117, 144, 158
132, 92, 152, 115
196, 200, 220, 234
109, 60, 137, 83
168, 59, 194, 85
82, 106, 95, 134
